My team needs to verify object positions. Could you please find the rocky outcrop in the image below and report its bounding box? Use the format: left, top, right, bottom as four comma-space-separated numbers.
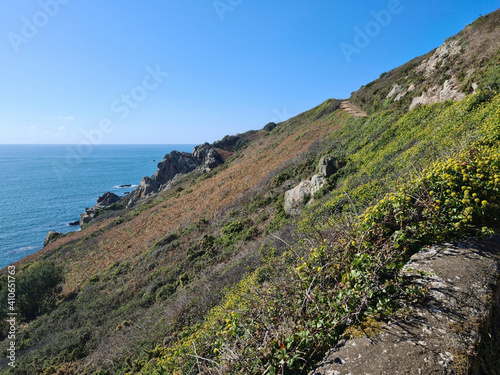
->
193, 143, 224, 170
310, 174, 326, 196
284, 181, 311, 215
284, 156, 344, 214
152, 151, 201, 184
43, 230, 63, 247
80, 192, 121, 227
417, 40, 462, 76
310, 237, 500, 375
126, 145, 224, 207
318, 156, 341, 178
409, 77, 467, 110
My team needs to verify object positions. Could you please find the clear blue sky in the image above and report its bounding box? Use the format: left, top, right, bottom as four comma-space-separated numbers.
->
0, 0, 498, 144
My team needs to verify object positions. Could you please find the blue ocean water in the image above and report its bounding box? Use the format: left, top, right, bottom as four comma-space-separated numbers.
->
0, 144, 195, 270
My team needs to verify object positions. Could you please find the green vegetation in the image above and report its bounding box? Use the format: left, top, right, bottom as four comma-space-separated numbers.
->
127, 92, 500, 374
0, 261, 64, 333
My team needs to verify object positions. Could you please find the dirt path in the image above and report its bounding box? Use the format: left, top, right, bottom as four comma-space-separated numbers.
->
340, 101, 367, 117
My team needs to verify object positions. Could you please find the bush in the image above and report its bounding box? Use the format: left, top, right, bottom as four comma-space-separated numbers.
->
0, 261, 64, 325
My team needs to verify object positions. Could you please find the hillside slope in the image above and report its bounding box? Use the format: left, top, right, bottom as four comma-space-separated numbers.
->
1, 9, 499, 375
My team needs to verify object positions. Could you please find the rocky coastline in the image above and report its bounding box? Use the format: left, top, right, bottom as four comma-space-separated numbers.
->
53, 143, 224, 237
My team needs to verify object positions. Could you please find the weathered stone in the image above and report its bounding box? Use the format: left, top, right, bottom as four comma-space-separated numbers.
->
95, 192, 121, 209
284, 180, 311, 215
310, 237, 500, 375
193, 143, 224, 170
310, 174, 326, 196
263, 122, 277, 132
79, 192, 122, 227
152, 151, 201, 184
387, 83, 404, 99
318, 156, 339, 177
43, 230, 63, 247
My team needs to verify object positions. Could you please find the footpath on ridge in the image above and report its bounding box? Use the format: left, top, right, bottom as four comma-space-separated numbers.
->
339, 101, 367, 117
311, 237, 500, 375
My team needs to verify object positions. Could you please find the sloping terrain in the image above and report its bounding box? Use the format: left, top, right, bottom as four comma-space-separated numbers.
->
0, 9, 499, 375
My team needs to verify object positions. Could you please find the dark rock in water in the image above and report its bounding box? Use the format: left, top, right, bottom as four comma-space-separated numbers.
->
68, 220, 80, 226
79, 192, 122, 227
152, 160, 156, 162
118, 184, 132, 188
44, 230, 63, 247
123, 192, 130, 195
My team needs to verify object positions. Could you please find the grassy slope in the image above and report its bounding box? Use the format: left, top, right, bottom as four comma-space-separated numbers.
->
132, 92, 500, 375
0, 99, 345, 374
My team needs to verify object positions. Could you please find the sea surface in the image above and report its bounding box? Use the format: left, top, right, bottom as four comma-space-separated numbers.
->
0, 144, 195, 269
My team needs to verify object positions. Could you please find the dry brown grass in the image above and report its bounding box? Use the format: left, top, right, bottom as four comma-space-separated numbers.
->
33, 110, 347, 294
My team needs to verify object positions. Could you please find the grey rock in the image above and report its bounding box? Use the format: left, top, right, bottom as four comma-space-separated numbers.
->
152, 150, 201, 184
95, 192, 121, 209
79, 192, 121, 227
318, 156, 340, 177
193, 143, 224, 169
126, 145, 223, 207
310, 237, 500, 375
43, 230, 63, 247
310, 174, 326, 196
284, 180, 311, 215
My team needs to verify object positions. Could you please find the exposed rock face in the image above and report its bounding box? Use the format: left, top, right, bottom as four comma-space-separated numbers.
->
126, 145, 224, 207
152, 151, 201, 184
95, 192, 121, 209
417, 40, 462, 75
310, 237, 500, 375
318, 156, 340, 177
133, 176, 162, 201
193, 143, 224, 170
284, 181, 311, 215
310, 174, 326, 196
43, 230, 63, 247
410, 77, 467, 110
387, 83, 416, 102
80, 192, 121, 227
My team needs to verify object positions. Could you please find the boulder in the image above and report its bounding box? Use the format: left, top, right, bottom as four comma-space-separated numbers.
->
79, 192, 122, 227
80, 207, 98, 227
152, 150, 201, 184
310, 237, 500, 374
310, 174, 326, 196
318, 156, 339, 177
284, 180, 311, 215
263, 122, 277, 132
193, 143, 224, 169
95, 192, 121, 209
43, 230, 62, 247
